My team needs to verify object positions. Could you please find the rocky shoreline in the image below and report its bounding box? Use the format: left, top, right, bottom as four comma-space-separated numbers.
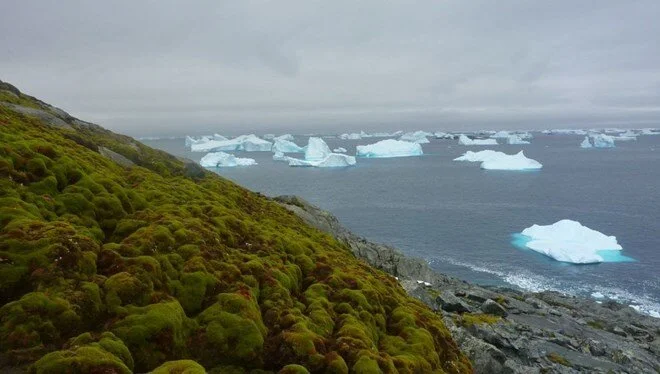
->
275, 195, 660, 374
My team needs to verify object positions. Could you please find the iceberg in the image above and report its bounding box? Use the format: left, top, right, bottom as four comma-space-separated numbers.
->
191, 134, 272, 152
399, 131, 432, 144
199, 152, 257, 167
490, 130, 512, 139
458, 135, 498, 145
453, 150, 506, 162
581, 133, 615, 148
517, 219, 625, 264
339, 133, 363, 140
274, 134, 295, 142
480, 151, 542, 170
455, 150, 542, 170
543, 129, 588, 135
304, 137, 332, 160
333, 147, 347, 153
434, 132, 455, 139
356, 139, 423, 158
506, 135, 530, 145
272, 138, 304, 153
212, 133, 228, 141
262, 134, 275, 140
287, 153, 356, 167
272, 151, 290, 162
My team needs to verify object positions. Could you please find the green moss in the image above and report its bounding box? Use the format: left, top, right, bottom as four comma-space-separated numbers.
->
547, 352, 572, 367
457, 313, 502, 327
152, 359, 206, 374
104, 271, 152, 311
587, 319, 605, 330
279, 364, 310, 374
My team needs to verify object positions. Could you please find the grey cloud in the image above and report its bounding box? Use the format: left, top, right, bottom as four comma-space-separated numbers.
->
1, 0, 659, 137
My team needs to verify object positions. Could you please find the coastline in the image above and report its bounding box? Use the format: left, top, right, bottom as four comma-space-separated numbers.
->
275, 195, 660, 373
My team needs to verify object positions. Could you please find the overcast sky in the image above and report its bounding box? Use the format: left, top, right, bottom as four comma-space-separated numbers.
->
2, 1, 660, 136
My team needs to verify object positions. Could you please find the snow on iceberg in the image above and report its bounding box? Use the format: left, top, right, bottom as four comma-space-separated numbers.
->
272, 138, 304, 153
333, 147, 347, 153
191, 134, 272, 152
199, 152, 257, 167
480, 151, 542, 170
515, 219, 631, 264
506, 135, 530, 145
399, 131, 432, 144
458, 135, 498, 145
356, 139, 423, 158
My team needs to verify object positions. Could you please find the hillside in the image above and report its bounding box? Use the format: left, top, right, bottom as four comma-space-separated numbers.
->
0, 81, 471, 373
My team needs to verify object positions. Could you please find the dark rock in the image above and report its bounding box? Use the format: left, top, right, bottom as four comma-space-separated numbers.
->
99, 146, 135, 168
481, 299, 508, 317
437, 291, 472, 313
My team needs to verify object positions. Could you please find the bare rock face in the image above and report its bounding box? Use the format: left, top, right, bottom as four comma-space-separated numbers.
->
276, 195, 660, 374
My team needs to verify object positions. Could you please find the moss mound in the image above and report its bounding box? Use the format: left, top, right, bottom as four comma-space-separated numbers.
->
0, 82, 471, 373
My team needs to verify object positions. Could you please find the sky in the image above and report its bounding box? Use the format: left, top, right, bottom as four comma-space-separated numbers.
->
2, 0, 660, 136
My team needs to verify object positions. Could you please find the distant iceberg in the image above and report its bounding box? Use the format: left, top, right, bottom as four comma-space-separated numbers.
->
284, 137, 356, 167
434, 132, 454, 139
581, 134, 615, 148
458, 135, 498, 146
272, 151, 289, 162
288, 153, 356, 167
543, 129, 588, 135
333, 147, 347, 153
490, 130, 512, 139
454, 150, 542, 170
199, 152, 257, 167
339, 133, 363, 140
191, 134, 272, 152
611, 130, 637, 141
272, 138, 304, 153
516, 219, 627, 264
274, 134, 295, 142
399, 131, 432, 144
506, 135, 530, 145
356, 139, 423, 158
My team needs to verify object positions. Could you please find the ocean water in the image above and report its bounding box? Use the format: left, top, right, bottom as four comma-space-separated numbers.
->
143, 134, 660, 316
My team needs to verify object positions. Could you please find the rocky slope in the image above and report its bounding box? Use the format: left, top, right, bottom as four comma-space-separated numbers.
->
275, 196, 660, 374
0, 80, 471, 373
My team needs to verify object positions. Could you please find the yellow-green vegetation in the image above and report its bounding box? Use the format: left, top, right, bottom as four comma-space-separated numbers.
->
547, 352, 572, 367
456, 313, 502, 328
0, 83, 471, 373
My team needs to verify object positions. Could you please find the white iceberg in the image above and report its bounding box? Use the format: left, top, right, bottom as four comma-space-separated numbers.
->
356, 139, 423, 158
611, 130, 637, 141
274, 134, 295, 142
339, 133, 363, 140
272, 138, 304, 153
490, 130, 512, 139
263, 134, 276, 140
434, 132, 454, 139
453, 150, 506, 162
519, 220, 623, 264
580, 136, 592, 148
506, 135, 530, 145
399, 131, 432, 144
333, 147, 347, 153
480, 151, 542, 170
458, 135, 498, 146
640, 128, 660, 135
287, 153, 356, 167
543, 129, 588, 135
199, 152, 257, 167
212, 133, 228, 141
191, 134, 272, 152
304, 137, 332, 160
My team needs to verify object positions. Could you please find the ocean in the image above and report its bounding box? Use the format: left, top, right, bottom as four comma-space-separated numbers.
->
143, 133, 660, 317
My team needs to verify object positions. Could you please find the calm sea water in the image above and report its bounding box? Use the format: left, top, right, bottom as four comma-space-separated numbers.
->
144, 134, 660, 316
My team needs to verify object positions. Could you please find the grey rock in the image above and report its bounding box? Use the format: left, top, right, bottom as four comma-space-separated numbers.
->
437, 291, 472, 313
98, 146, 135, 168
482, 299, 508, 317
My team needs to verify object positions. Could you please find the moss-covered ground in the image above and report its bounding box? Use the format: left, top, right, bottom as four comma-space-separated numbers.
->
0, 83, 471, 373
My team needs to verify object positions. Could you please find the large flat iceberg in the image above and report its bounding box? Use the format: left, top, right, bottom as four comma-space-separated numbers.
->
458, 135, 498, 146
506, 135, 530, 145
454, 150, 542, 170
191, 134, 272, 152
356, 139, 423, 158
199, 152, 257, 167
516, 220, 628, 264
